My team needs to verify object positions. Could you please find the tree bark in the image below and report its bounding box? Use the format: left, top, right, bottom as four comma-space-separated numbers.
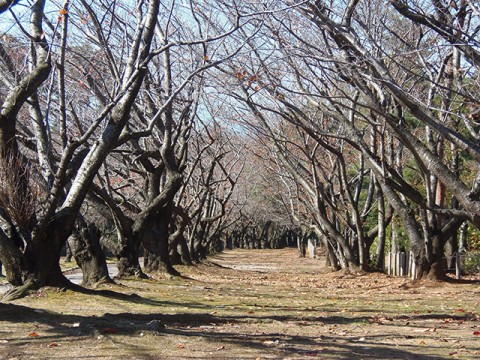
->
375, 186, 387, 270
96, 221, 144, 279
142, 207, 179, 276
69, 220, 112, 287
417, 235, 448, 281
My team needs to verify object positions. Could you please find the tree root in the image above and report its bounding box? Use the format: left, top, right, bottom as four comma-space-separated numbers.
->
1, 279, 39, 302
82, 276, 115, 288
116, 269, 149, 280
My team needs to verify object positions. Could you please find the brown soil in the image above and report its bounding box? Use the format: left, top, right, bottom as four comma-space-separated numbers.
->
1, 248, 479, 359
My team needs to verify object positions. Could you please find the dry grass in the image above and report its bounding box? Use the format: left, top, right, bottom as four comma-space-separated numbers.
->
1, 248, 479, 359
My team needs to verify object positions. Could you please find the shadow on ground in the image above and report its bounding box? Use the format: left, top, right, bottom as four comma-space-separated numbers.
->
0, 301, 460, 359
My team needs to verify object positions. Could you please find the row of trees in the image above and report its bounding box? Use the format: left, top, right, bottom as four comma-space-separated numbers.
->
1, 0, 480, 300
0, 0, 265, 300
221, 0, 480, 279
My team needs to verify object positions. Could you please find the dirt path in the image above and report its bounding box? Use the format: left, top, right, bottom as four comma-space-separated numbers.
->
0, 248, 479, 359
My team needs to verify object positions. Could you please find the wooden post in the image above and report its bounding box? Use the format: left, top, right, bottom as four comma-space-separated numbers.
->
411, 251, 415, 277
399, 252, 404, 276
394, 252, 398, 276
455, 252, 461, 280
406, 252, 409, 277
396, 252, 399, 276
387, 252, 391, 275
411, 258, 416, 280
408, 251, 411, 277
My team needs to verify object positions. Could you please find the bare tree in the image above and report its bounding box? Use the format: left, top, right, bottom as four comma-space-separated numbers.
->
0, 0, 259, 299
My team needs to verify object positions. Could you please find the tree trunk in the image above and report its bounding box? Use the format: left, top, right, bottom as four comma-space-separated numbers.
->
116, 238, 143, 279
101, 225, 144, 279
325, 241, 341, 271
375, 187, 386, 270
2, 216, 73, 301
69, 220, 112, 287
445, 235, 457, 271
0, 232, 29, 286
260, 221, 272, 249
176, 235, 193, 265
191, 220, 209, 262
415, 236, 448, 281
169, 234, 193, 265
297, 233, 306, 257
142, 209, 179, 276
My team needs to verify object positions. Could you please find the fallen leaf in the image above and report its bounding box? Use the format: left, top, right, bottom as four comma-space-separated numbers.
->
473, 331, 480, 336
100, 328, 118, 334
48, 342, 59, 347
28, 332, 39, 337
216, 345, 225, 350
177, 343, 185, 349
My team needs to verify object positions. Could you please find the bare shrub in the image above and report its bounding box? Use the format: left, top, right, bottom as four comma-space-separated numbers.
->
0, 154, 40, 230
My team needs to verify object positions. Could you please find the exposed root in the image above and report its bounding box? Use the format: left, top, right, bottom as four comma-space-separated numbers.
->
1, 279, 39, 302
115, 270, 149, 280
82, 276, 115, 288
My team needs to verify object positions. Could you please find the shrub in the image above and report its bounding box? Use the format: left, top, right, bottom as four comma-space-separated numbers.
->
461, 252, 480, 276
